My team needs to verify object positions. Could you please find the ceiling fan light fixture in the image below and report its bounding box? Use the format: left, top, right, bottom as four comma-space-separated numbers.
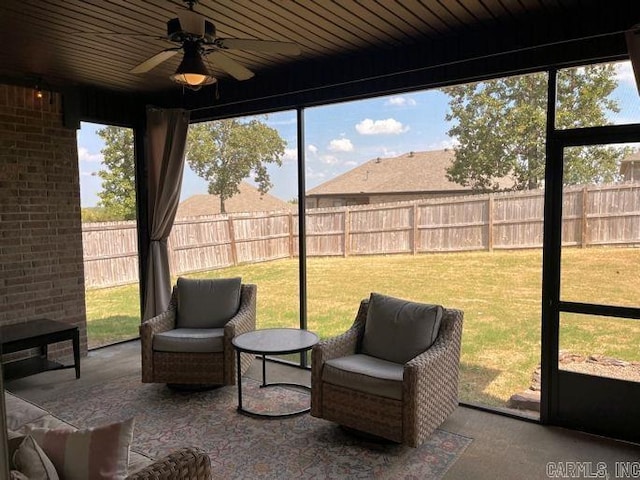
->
170, 48, 216, 90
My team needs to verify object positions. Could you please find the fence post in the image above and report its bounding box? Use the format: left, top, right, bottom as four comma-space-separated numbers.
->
288, 212, 294, 258
412, 203, 418, 255
167, 231, 177, 276
343, 208, 350, 257
488, 194, 494, 252
227, 216, 238, 265
581, 186, 588, 248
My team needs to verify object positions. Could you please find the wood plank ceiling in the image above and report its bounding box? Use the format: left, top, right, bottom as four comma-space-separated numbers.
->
3, 0, 637, 98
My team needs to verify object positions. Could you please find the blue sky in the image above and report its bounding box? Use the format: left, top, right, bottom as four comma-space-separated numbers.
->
77, 61, 640, 207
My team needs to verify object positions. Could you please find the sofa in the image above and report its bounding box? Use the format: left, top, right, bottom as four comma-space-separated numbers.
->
4, 390, 211, 479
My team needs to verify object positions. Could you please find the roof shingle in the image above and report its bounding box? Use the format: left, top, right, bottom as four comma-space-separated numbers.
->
176, 182, 292, 218
306, 150, 469, 196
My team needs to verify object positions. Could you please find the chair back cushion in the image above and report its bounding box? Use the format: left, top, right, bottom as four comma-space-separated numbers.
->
361, 292, 443, 364
177, 277, 242, 328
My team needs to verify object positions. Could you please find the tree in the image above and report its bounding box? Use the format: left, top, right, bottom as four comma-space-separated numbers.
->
81, 207, 124, 223
186, 118, 286, 213
95, 126, 136, 220
442, 65, 624, 191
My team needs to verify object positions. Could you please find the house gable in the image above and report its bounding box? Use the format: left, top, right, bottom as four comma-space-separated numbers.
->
176, 182, 292, 218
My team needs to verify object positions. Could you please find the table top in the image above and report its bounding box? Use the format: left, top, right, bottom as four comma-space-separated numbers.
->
232, 328, 319, 355
0, 318, 77, 344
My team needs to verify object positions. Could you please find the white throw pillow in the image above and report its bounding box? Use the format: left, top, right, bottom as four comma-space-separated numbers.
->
12, 435, 59, 480
28, 417, 134, 480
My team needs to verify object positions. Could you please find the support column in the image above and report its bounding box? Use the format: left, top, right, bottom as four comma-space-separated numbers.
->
134, 115, 149, 320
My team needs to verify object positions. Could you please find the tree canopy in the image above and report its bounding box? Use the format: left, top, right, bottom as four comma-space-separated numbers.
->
96, 126, 136, 220
92, 117, 285, 221
186, 118, 286, 213
442, 65, 625, 191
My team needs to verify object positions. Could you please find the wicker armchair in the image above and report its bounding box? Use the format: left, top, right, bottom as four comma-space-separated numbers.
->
311, 296, 463, 448
140, 279, 256, 386
127, 447, 211, 479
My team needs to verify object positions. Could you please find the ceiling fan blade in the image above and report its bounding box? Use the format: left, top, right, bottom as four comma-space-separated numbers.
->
130, 49, 179, 74
217, 38, 301, 56
208, 51, 255, 81
73, 31, 167, 40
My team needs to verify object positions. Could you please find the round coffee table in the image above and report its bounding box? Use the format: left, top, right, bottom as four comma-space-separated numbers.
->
232, 328, 319, 418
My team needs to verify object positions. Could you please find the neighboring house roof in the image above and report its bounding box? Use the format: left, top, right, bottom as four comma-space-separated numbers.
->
621, 151, 640, 167
306, 150, 471, 197
176, 182, 292, 218
621, 151, 640, 163
621, 151, 640, 181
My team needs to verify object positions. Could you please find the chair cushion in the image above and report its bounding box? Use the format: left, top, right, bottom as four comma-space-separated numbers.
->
361, 292, 443, 364
323, 354, 404, 400
153, 328, 225, 353
176, 277, 242, 328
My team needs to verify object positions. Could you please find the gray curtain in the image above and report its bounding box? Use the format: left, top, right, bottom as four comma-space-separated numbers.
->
142, 107, 190, 320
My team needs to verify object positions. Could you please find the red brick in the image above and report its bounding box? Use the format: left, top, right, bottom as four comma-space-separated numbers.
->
0, 83, 87, 359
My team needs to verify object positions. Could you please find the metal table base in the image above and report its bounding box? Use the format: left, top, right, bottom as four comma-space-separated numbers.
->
236, 352, 311, 418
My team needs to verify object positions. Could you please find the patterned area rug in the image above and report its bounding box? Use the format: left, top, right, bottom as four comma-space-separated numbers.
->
37, 375, 472, 479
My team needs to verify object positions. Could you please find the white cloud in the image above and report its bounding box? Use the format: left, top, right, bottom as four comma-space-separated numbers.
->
355, 118, 409, 135
78, 146, 102, 163
381, 147, 400, 158
320, 155, 339, 165
282, 148, 297, 162
344, 160, 358, 167
385, 96, 417, 107
80, 171, 95, 177
616, 62, 636, 86
305, 167, 326, 180
308, 144, 318, 154
427, 138, 459, 150
328, 138, 354, 152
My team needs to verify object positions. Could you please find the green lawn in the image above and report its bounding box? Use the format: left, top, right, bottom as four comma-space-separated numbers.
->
85, 247, 640, 408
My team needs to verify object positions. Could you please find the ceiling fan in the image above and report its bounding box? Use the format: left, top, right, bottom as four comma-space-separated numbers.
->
130, 0, 301, 90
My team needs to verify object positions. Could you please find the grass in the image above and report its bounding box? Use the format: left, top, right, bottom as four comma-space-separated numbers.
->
84, 284, 141, 347
85, 247, 640, 408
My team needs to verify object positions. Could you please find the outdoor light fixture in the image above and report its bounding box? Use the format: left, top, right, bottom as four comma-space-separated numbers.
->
170, 42, 216, 91
34, 79, 43, 99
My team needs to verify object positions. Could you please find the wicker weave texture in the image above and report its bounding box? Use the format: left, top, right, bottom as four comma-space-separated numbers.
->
140, 284, 257, 386
152, 351, 225, 384
127, 447, 211, 480
311, 299, 464, 448
310, 300, 368, 417
323, 383, 403, 442
140, 293, 178, 383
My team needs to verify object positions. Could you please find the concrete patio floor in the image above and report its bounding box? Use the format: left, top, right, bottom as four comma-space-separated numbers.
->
5, 340, 640, 480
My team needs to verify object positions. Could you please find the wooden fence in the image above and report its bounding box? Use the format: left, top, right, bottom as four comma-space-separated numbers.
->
82, 182, 640, 288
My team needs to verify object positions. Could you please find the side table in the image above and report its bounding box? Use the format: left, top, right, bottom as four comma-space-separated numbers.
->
232, 328, 318, 418
0, 319, 80, 381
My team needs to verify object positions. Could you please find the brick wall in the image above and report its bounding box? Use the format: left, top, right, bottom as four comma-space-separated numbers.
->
0, 84, 87, 361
